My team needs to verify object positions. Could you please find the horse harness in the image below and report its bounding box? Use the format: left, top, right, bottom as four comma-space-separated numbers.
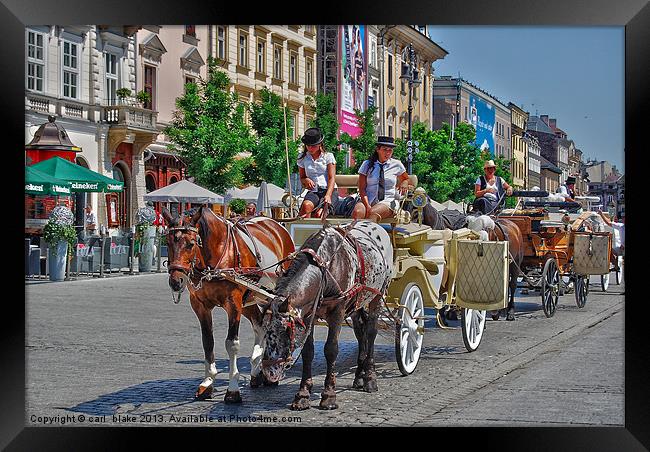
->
167, 214, 281, 292
262, 223, 385, 370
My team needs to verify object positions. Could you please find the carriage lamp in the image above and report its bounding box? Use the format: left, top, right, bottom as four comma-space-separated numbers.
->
282, 192, 295, 208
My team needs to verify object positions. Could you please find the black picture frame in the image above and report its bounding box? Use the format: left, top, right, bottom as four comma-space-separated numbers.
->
7, 0, 646, 449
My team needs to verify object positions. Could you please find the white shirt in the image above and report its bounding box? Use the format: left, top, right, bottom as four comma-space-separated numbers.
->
475, 177, 499, 201
297, 151, 337, 192
556, 184, 574, 200
85, 211, 96, 228
359, 158, 407, 205
611, 222, 624, 247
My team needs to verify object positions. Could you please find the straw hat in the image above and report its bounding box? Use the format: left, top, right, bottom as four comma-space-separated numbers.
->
484, 160, 497, 169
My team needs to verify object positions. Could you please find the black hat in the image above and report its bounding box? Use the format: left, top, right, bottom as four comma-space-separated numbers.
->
376, 136, 397, 148
566, 176, 576, 185
301, 127, 324, 146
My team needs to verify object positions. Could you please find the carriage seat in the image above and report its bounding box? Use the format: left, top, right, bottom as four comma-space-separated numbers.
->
334, 174, 418, 190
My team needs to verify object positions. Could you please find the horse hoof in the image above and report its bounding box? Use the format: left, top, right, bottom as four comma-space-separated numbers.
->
224, 390, 242, 404
250, 374, 262, 388
290, 397, 311, 411
491, 312, 500, 321
352, 377, 365, 390
363, 380, 378, 393
318, 398, 338, 410
195, 385, 213, 400
263, 379, 279, 387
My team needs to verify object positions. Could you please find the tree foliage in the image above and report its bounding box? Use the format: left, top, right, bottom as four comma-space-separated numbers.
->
164, 57, 254, 193
247, 88, 299, 187
339, 106, 378, 174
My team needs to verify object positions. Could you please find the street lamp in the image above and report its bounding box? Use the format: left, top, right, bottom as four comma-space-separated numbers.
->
400, 43, 421, 174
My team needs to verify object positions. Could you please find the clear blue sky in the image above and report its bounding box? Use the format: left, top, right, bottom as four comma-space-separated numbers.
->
427, 26, 624, 171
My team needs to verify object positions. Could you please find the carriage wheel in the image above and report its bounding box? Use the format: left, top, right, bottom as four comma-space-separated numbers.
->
395, 283, 425, 376
615, 256, 623, 285
541, 258, 560, 318
461, 308, 486, 352
575, 274, 589, 308
601, 273, 610, 292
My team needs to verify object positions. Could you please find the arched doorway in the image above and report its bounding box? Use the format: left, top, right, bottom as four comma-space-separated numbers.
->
111, 163, 130, 229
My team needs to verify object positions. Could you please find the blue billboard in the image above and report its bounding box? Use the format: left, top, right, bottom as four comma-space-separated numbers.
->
469, 94, 496, 154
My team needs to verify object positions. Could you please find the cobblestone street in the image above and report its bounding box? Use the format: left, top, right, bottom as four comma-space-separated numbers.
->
25, 272, 624, 427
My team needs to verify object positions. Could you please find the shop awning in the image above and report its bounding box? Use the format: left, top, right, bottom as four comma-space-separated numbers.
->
25, 166, 72, 196
30, 157, 124, 192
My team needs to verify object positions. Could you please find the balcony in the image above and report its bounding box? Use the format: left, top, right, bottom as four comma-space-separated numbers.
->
102, 103, 158, 134
102, 102, 159, 157
26, 92, 90, 121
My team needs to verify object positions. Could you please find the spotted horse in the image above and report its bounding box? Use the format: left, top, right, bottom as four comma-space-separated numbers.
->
261, 220, 393, 410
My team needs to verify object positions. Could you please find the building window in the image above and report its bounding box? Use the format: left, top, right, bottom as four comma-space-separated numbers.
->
289, 51, 297, 84
388, 124, 393, 137
217, 26, 227, 61
273, 45, 282, 79
370, 36, 377, 69
185, 25, 196, 37
387, 53, 393, 87
27, 30, 45, 92
423, 74, 427, 102
256, 39, 265, 73
306, 57, 313, 90
238, 32, 248, 67
104, 53, 118, 105
184, 76, 196, 93
144, 65, 155, 110
62, 40, 79, 99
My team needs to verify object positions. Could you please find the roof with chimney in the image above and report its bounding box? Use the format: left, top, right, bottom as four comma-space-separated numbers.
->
526, 115, 555, 134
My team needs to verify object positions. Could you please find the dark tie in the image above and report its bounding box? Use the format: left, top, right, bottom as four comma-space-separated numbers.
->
377, 163, 386, 201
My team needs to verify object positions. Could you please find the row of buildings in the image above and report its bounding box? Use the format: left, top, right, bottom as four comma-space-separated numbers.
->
24, 25, 625, 234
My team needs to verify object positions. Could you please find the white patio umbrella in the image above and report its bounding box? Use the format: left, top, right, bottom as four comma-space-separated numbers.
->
256, 181, 272, 216
143, 179, 224, 204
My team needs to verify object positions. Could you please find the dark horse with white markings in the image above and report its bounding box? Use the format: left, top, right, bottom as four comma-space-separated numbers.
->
163, 206, 295, 403
261, 221, 392, 410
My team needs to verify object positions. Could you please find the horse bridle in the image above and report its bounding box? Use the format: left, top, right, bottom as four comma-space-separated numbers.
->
166, 225, 203, 276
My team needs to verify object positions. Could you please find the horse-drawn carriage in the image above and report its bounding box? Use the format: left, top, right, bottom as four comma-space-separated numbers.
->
161, 176, 510, 408
496, 193, 612, 318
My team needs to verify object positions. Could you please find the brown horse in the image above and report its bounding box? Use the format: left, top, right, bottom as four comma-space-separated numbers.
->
163, 206, 295, 403
487, 217, 524, 321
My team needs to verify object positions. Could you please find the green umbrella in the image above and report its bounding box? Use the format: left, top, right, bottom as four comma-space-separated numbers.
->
31, 156, 124, 192
25, 166, 72, 196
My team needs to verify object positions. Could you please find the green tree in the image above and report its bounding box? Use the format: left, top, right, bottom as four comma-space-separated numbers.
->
164, 57, 254, 193
339, 106, 378, 174
247, 88, 299, 187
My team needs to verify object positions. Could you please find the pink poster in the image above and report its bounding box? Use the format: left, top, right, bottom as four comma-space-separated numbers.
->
338, 25, 367, 138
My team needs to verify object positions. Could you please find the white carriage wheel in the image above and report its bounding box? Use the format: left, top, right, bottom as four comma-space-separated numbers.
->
601, 273, 610, 292
461, 308, 486, 352
394, 283, 425, 376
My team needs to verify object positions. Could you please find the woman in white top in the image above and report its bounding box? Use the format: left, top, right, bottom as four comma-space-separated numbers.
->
472, 159, 513, 214
297, 127, 339, 217
353, 136, 410, 222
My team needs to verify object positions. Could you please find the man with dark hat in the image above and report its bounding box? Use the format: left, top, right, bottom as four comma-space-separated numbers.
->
353, 135, 411, 222
557, 175, 578, 203
297, 127, 339, 217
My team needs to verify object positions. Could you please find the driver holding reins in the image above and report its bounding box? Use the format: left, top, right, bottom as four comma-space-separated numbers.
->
472, 159, 513, 215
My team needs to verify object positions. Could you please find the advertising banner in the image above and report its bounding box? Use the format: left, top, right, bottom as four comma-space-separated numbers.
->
469, 94, 496, 154
338, 25, 367, 138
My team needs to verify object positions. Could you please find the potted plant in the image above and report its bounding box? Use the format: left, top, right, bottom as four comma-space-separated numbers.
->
116, 87, 132, 105
43, 206, 77, 281
135, 205, 157, 272
136, 90, 151, 108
